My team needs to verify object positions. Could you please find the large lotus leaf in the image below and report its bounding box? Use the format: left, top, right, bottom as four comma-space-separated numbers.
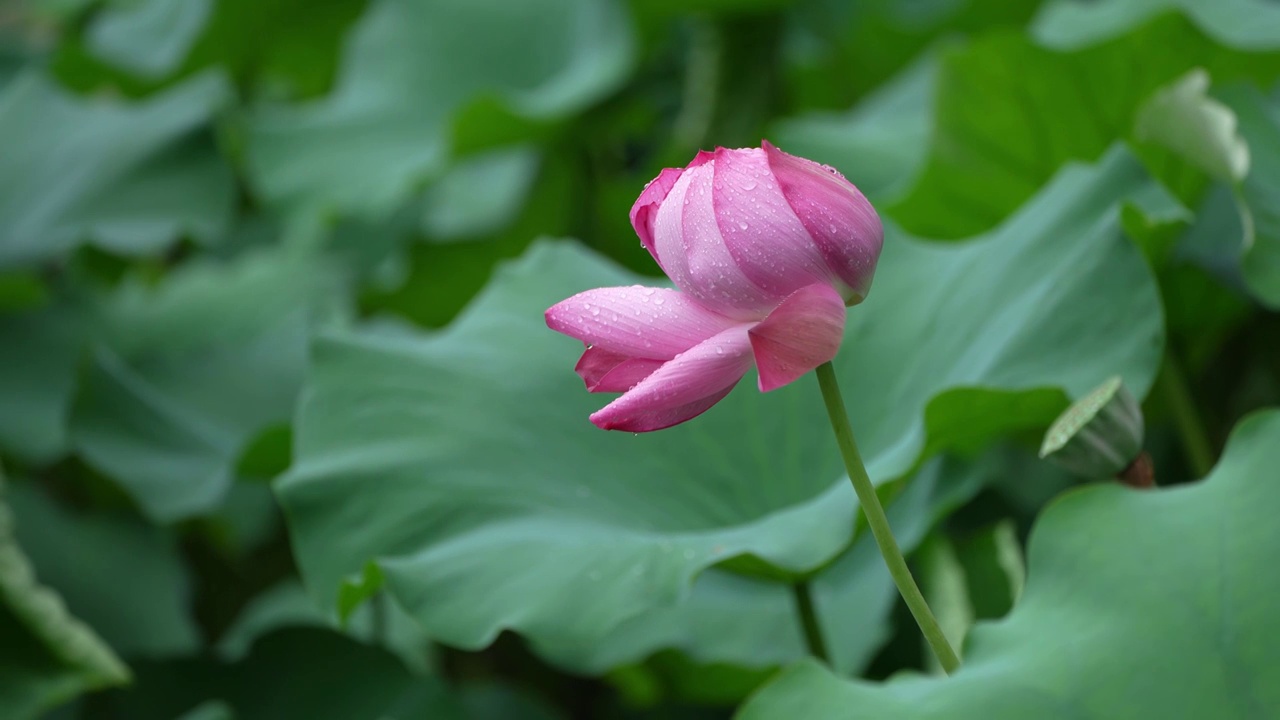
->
278, 147, 1163, 669
537, 453, 990, 675
1033, 0, 1280, 51
0, 478, 129, 720
69, 249, 342, 522
242, 0, 633, 215
887, 13, 1280, 238
8, 482, 200, 658
0, 70, 233, 269
737, 408, 1280, 720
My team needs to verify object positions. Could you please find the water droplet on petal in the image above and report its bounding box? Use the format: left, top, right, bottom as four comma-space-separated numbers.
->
739, 221, 749, 230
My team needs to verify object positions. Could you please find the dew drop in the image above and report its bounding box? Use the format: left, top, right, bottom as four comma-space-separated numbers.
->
739, 221, 749, 230
654, 297, 665, 305
591, 307, 600, 316
715, 346, 723, 355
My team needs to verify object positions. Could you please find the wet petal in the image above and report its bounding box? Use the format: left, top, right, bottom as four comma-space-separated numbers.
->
748, 283, 846, 392
575, 347, 664, 392
661, 161, 776, 317
764, 140, 883, 303
546, 286, 737, 359
630, 166, 684, 264
711, 146, 836, 298
590, 325, 753, 432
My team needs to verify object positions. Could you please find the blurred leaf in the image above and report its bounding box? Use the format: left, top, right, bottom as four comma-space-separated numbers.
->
888, 14, 1280, 238
457, 682, 566, 720
85, 0, 214, 78
174, 700, 235, 720
102, 627, 466, 720
242, 0, 634, 215
277, 148, 1164, 671
0, 71, 234, 269
1033, 0, 1280, 51
69, 249, 342, 522
0, 477, 129, 720
361, 148, 579, 328
916, 535, 970, 674
0, 307, 85, 464
738, 409, 1280, 719
770, 53, 935, 200
784, 0, 1039, 110
217, 580, 434, 674
420, 146, 542, 242
55, 0, 369, 100
1220, 84, 1280, 307
634, 0, 796, 14
8, 482, 200, 658
956, 520, 1024, 619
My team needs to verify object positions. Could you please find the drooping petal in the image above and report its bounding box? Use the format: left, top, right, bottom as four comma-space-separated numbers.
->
575, 347, 664, 392
546, 286, 738, 360
711, 146, 837, 298
764, 140, 883, 304
660, 160, 776, 318
748, 283, 846, 392
589, 325, 754, 432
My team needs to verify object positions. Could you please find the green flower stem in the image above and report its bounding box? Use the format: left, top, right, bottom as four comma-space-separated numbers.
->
1158, 352, 1214, 478
815, 362, 962, 675
793, 580, 831, 663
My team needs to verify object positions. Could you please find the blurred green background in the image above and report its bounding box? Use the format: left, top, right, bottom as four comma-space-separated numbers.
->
3, 0, 1280, 718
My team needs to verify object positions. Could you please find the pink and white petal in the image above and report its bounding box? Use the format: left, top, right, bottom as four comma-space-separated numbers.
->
630, 166, 684, 263
575, 347, 664, 393
665, 161, 777, 318
546, 286, 738, 360
748, 283, 846, 392
764, 141, 883, 303
589, 325, 754, 432
711, 146, 837, 298
632, 152, 717, 272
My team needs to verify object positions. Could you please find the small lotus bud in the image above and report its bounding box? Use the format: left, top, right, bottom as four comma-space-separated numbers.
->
1039, 376, 1145, 480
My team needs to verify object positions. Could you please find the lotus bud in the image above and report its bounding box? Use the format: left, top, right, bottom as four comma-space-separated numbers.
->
1040, 376, 1147, 483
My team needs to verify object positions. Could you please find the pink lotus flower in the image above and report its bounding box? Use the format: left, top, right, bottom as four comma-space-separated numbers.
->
546, 141, 883, 432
